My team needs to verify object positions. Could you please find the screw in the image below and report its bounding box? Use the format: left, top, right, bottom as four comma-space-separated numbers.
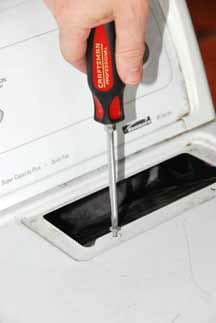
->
211, 184, 216, 192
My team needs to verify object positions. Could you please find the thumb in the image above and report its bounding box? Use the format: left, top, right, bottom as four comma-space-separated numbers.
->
114, 0, 149, 85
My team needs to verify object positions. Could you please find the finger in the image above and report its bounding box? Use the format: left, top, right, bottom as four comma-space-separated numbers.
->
59, 25, 90, 73
114, 0, 149, 85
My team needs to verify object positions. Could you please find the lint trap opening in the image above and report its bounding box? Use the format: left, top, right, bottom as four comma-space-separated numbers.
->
44, 154, 216, 247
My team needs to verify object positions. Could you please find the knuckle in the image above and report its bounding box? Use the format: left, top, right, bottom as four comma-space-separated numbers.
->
127, 0, 149, 19
51, 2, 77, 27
63, 54, 77, 65
141, 0, 150, 12
61, 50, 84, 70
117, 46, 145, 62
60, 47, 76, 65
48, 2, 67, 23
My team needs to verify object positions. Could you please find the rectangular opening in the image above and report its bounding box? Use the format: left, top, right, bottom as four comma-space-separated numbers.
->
44, 154, 216, 247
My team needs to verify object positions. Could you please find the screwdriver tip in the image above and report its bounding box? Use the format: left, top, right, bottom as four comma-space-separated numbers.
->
110, 227, 121, 238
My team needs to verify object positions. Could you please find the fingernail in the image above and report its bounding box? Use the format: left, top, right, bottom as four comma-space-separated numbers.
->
125, 67, 142, 85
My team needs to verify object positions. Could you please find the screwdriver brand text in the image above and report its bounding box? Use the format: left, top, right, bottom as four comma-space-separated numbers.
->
95, 43, 110, 89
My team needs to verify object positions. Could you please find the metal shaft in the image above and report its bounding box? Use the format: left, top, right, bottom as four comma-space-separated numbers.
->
106, 125, 120, 237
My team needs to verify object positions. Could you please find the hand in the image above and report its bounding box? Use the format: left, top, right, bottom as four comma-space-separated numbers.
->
45, 0, 149, 85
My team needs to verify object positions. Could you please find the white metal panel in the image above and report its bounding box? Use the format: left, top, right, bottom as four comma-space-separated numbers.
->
20, 121, 216, 260
0, 0, 56, 48
0, 185, 216, 322
0, 0, 186, 153
0, 0, 214, 210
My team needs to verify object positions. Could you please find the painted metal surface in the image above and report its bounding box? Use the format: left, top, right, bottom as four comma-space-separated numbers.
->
0, 0, 213, 211
1, 197, 216, 322
0, 0, 215, 322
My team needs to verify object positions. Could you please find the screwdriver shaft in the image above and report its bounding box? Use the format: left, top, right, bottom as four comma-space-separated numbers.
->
106, 125, 120, 237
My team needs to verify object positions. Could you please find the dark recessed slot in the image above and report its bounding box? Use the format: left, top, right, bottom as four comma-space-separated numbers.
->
44, 154, 216, 247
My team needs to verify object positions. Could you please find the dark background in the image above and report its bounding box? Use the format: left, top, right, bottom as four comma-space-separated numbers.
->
187, 0, 216, 107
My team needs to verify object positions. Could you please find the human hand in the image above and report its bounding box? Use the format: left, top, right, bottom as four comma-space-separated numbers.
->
44, 0, 149, 85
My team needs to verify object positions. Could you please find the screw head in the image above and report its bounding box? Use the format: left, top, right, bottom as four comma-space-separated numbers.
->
211, 184, 216, 192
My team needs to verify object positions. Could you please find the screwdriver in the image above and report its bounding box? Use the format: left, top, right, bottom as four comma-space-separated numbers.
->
87, 22, 126, 237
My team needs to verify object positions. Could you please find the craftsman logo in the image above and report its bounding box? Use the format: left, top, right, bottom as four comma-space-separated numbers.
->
123, 116, 152, 134
95, 43, 110, 89
93, 26, 114, 91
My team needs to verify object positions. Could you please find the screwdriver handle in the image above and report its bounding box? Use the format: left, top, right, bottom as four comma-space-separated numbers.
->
87, 22, 126, 125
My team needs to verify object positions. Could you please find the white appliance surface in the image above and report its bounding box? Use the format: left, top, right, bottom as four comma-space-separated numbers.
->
0, 196, 216, 323
0, 0, 205, 207
0, 0, 183, 154
0, 0, 25, 11
0, 0, 215, 322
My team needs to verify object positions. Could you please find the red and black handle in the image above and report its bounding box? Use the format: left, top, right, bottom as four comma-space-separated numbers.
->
87, 22, 126, 125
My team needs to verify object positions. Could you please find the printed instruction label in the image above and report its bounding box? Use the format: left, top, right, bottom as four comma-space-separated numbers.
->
1, 153, 70, 188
